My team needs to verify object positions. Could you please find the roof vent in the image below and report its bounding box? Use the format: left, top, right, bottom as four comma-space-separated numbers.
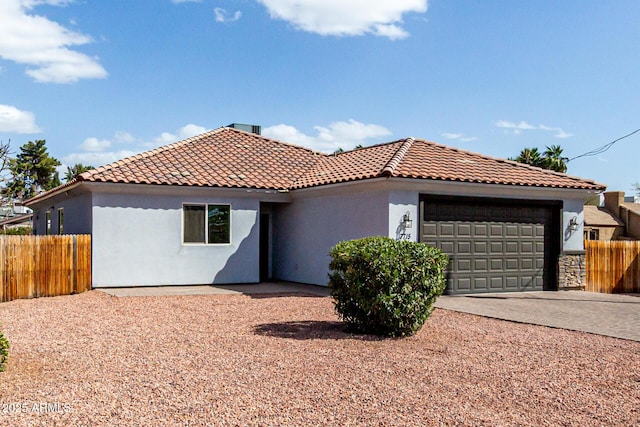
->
227, 123, 261, 135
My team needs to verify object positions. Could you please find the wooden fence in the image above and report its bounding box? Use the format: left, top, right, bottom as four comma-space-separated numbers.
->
585, 240, 640, 293
0, 235, 91, 303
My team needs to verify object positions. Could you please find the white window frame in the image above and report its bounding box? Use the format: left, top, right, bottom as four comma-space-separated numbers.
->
45, 211, 51, 235
57, 208, 64, 235
182, 203, 232, 245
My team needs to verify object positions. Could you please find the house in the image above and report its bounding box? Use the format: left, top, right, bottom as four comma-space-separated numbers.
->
591, 191, 640, 240
583, 205, 624, 240
25, 126, 605, 294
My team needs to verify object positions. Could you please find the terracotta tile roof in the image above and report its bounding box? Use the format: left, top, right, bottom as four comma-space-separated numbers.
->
26, 128, 605, 205
392, 138, 605, 190
294, 137, 605, 190
584, 206, 624, 226
79, 127, 322, 190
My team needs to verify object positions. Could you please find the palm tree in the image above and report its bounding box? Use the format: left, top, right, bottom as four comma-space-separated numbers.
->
513, 147, 544, 168
543, 145, 568, 173
64, 163, 94, 181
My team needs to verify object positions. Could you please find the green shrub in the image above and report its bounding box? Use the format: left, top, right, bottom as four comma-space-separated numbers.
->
328, 236, 449, 337
0, 325, 9, 372
0, 227, 32, 235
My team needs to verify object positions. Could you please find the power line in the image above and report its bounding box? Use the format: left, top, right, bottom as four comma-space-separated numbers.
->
568, 128, 640, 162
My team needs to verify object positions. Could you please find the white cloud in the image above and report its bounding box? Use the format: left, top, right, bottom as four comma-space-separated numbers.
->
79, 137, 110, 152
145, 123, 208, 148
263, 119, 391, 152
257, 0, 427, 40
0, 0, 107, 83
441, 132, 477, 142
114, 131, 136, 143
496, 120, 572, 138
178, 123, 207, 139
214, 7, 242, 23
62, 123, 208, 168
0, 104, 41, 133
62, 150, 136, 169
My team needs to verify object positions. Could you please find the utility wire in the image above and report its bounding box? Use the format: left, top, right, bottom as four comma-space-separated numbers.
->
568, 128, 640, 162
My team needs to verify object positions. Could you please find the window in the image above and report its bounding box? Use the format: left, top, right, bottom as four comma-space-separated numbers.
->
588, 229, 599, 240
183, 204, 231, 244
57, 208, 64, 235
45, 211, 51, 235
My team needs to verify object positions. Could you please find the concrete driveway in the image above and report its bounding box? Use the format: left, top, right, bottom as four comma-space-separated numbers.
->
434, 291, 640, 342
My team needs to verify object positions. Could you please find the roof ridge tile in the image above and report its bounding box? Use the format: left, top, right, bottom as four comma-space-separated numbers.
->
381, 137, 414, 176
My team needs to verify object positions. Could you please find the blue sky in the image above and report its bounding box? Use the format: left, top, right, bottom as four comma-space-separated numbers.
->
1, 0, 638, 194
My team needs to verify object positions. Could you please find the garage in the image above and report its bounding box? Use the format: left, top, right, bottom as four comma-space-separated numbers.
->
420, 195, 561, 295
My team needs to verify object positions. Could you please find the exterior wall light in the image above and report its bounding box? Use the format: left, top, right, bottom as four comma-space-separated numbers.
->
402, 211, 413, 229
569, 216, 579, 232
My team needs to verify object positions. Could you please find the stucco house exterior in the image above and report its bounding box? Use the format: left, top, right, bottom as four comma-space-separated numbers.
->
26, 126, 605, 294
583, 191, 640, 241
583, 205, 625, 241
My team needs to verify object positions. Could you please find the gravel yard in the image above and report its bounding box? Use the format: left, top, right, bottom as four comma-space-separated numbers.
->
0, 290, 638, 426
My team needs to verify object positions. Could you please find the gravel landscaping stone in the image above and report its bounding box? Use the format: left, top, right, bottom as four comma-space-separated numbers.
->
0, 291, 638, 426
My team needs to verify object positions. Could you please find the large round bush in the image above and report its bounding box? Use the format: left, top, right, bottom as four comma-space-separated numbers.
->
328, 236, 449, 337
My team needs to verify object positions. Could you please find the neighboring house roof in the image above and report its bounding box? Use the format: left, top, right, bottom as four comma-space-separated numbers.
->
0, 213, 33, 227
26, 127, 605, 205
622, 202, 640, 215
583, 206, 624, 227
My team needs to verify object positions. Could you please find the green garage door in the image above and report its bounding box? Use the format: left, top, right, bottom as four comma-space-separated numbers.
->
420, 197, 559, 294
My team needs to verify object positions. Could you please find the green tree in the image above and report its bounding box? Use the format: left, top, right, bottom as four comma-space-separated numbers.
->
511, 145, 569, 173
511, 147, 544, 168
64, 163, 94, 181
4, 140, 61, 201
542, 145, 568, 173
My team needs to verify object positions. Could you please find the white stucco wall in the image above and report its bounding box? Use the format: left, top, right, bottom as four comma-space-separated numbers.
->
91, 190, 262, 287
561, 198, 586, 251
389, 190, 418, 242
274, 182, 390, 285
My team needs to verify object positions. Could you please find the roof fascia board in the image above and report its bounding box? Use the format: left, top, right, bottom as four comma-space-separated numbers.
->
385, 177, 602, 200
82, 181, 293, 202
24, 181, 84, 207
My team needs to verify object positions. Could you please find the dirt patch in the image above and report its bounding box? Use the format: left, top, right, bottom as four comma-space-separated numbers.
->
0, 291, 638, 426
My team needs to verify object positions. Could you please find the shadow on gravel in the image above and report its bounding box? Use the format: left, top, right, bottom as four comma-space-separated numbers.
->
245, 293, 327, 300
253, 321, 383, 341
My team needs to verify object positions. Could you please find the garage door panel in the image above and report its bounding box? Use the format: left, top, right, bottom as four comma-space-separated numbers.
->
490, 242, 503, 253
505, 225, 519, 237
505, 258, 519, 270
505, 242, 518, 253
489, 258, 502, 270
421, 199, 555, 294
490, 225, 503, 236
457, 241, 472, 254
521, 242, 534, 253
440, 224, 455, 236
474, 241, 488, 254
521, 258, 534, 270
457, 278, 472, 290
457, 224, 472, 236
474, 277, 488, 289
505, 276, 519, 289
474, 224, 488, 236
520, 225, 534, 237
422, 223, 437, 237
440, 241, 455, 253
474, 258, 489, 272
